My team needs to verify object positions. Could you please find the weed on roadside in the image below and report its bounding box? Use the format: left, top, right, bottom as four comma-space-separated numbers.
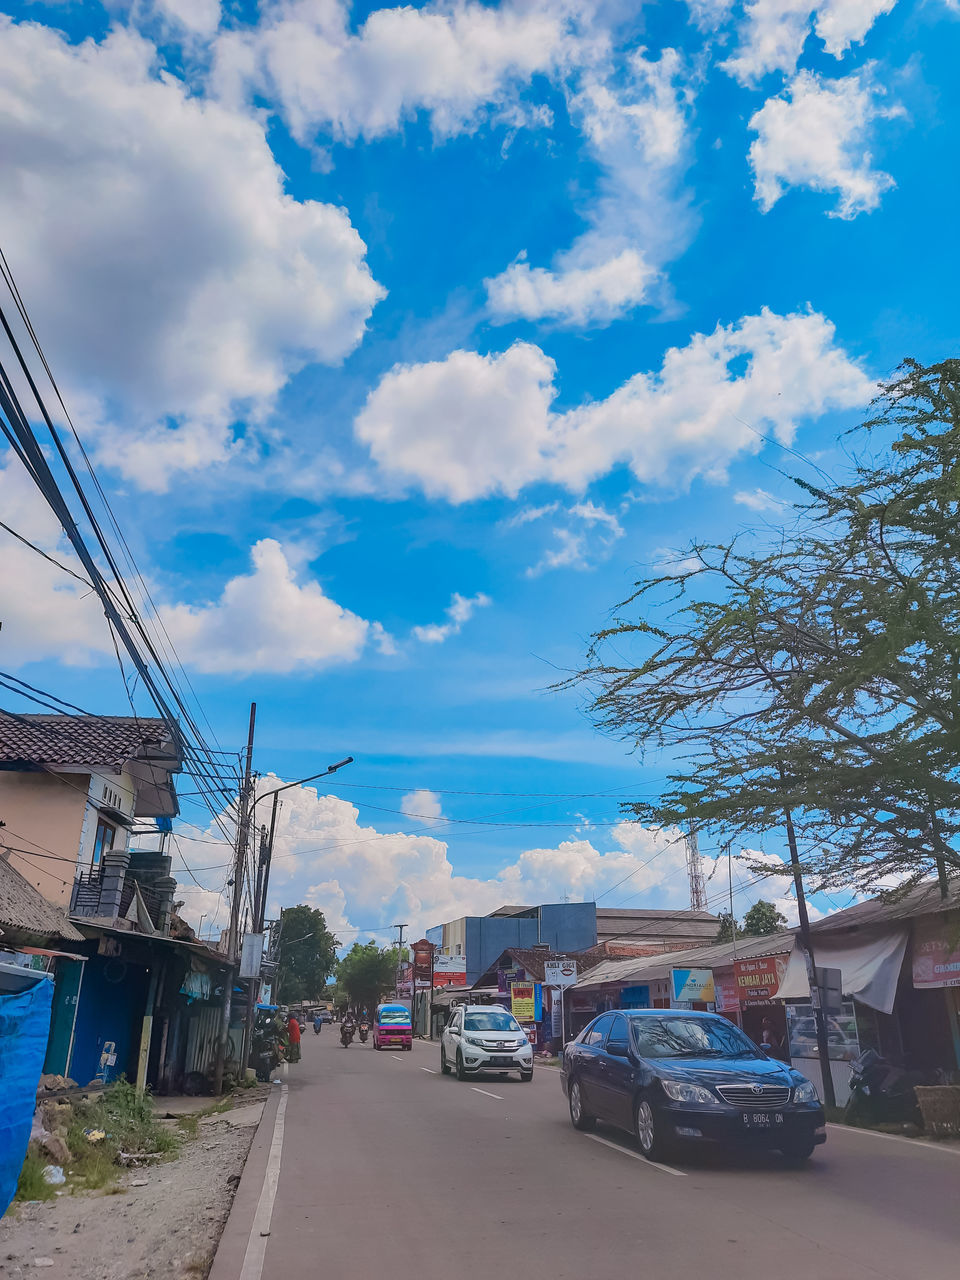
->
14, 1151, 57, 1204
62, 1080, 180, 1193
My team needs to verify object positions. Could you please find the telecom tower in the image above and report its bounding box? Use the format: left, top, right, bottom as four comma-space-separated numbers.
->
685, 822, 707, 912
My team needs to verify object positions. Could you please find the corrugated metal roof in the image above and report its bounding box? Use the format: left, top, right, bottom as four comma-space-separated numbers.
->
0, 710, 177, 769
571, 930, 797, 991
809, 880, 960, 933
0, 858, 84, 943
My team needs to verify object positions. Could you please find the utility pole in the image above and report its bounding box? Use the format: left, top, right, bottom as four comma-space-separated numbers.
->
781, 785, 836, 1110
213, 702, 256, 1094
394, 922, 407, 1005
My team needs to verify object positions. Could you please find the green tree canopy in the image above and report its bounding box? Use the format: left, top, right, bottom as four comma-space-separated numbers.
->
336, 941, 399, 1014
740, 900, 788, 937
275, 905, 339, 1003
571, 360, 960, 898
715, 911, 738, 942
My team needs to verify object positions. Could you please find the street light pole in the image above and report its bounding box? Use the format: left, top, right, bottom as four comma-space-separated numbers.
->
240, 756, 353, 1074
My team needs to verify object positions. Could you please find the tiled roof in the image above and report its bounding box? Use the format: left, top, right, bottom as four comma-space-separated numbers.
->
0, 711, 177, 769
0, 858, 84, 943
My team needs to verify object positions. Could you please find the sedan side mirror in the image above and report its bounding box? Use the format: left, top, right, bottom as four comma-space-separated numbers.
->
606, 1039, 630, 1058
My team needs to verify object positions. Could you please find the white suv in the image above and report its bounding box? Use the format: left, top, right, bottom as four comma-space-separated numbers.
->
441, 1005, 534, 1082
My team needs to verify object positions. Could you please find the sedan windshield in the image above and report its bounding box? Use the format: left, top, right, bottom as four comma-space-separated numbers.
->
629, 1015, 762, 1059
464, 1011, 522, 1032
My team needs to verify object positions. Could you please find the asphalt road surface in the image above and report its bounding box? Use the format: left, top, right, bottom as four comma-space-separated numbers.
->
252, 1033, 959, 1280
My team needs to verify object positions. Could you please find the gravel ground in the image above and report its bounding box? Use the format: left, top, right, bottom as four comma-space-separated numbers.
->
0, 1103, 264, 1280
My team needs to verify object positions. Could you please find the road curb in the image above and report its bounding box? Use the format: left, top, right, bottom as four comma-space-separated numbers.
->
208, 1084, 283, 1280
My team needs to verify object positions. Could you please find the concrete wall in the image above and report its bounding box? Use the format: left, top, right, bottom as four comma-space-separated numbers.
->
0, 771, 90, 906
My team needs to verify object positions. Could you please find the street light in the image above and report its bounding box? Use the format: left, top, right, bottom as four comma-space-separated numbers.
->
253, 757, 353, 932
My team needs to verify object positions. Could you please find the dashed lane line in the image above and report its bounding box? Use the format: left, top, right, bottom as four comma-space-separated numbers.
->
585, 1132, 687, 1177
419, 1067, 438, 1074
471, 1087, 503, 1100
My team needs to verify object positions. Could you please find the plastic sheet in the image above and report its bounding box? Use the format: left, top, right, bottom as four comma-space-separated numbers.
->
0, 973, 53, 1215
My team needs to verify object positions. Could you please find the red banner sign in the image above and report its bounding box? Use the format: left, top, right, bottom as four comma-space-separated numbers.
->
733, 955, 786, 1004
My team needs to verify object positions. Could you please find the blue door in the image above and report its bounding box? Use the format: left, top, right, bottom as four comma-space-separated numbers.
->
69, 956, 148, 1086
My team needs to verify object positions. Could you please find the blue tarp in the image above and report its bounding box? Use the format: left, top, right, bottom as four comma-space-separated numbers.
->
0, 974, 53, 1216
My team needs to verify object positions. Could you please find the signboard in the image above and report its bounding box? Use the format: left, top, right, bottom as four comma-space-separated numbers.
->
498, 966, 525, 994
544, 960, 578, 988
713, 968, 740, 1014
433, 954, 467, 987
239, 932, 265, 980
733, 955, 786, 1005
670, 968, 716, 1004
412, 939, 435, 983
912, 916, 960, 989
511, 982, 536, 1021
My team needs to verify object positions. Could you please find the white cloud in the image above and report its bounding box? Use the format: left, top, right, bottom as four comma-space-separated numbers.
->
211, 0, 569, 145
748, 70, 901, 218
138, 0, 223, 38
486, 47, 693, 327
734, 487, 786, 511
175, 781, 694, 940
356, 343, 558, 503
486, 249, 656, 327
357, 310, 873, 501
412, 592, 492, 644
400, 790, 444, 821
161, 539, 376, 674
722, 0, 896, 84
814, 0, 897, 56
0, 18, 383, 491
524, 500, 624, 577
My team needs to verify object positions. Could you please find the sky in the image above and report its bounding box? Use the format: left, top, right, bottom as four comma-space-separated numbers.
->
1, 0, 958, 947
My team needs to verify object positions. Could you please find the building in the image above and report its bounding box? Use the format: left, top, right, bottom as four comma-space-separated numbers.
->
0, 709, 234, 1094
0, 710, 181, 908
425, 902, 598, 986
595, 907, 719, 952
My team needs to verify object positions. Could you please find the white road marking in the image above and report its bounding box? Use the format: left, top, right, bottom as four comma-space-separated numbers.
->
238, 1084, 288, 1280
585, 1132, 687, 1177
827, 1123, 960, 1155
419, 1067, 437, 1074
391, 1055, 404, 1061
471, 1087, 503, 1100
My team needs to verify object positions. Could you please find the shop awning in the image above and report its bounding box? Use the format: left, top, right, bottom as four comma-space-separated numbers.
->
776, 927, 908, 1014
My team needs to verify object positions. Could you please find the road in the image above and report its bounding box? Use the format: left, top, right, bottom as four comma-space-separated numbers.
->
242, 1034, 958, 1280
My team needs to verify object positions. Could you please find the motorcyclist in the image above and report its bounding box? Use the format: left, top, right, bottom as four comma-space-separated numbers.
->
313, 1013, 323, 1035
340, 1012, 356, 1046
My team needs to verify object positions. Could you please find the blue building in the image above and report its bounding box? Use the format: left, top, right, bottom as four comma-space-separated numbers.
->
426, 903, 598, 986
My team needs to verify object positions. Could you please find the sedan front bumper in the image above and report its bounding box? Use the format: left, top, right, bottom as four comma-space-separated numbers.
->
662, 1103, 826, 1147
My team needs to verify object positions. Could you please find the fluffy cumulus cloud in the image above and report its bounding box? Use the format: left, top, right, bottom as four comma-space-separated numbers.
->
0, 471, 386, 675
400, 790, 444, 821
749, 70, 901, 218
176, 781, 695, 939
0, 18, 383, 491
486, 47, 694, 327
356, 310, 874, 502
412, 592, 492, 644
161, 539, 381, 674
722, 0, 897, 84
211, 0, 569, 144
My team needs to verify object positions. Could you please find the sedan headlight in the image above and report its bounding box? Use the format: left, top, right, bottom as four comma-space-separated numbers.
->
793, 1079, 820, 1103
660, 1080, 720, 1106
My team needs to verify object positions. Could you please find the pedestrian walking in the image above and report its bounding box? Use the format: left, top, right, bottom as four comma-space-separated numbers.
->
287, 1011, 302, 1063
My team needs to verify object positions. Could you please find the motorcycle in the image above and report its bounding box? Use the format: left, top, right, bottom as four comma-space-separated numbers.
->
358, 1023, 370, 1043
340, 1023, 355, 1048
845, 1048, 924, 1127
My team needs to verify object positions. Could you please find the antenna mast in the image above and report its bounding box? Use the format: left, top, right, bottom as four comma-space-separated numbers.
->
685, 822, 707, 912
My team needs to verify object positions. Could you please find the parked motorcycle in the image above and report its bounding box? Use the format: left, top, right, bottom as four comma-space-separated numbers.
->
340, 1023, 355, 1048
845, 1049, 923, 1127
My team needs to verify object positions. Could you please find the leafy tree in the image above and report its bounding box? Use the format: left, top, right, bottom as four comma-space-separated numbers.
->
275, 905, 339, 1003
715, 911, 739, 942
336, 941, 399, 1015
570, 360, 960, 898
740, 900, 787, 937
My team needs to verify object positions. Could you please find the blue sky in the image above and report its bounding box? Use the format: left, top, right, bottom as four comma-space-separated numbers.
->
1, 0, 958, 944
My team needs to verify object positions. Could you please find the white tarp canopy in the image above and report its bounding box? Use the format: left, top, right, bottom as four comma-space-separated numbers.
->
776, 927, 908, 1015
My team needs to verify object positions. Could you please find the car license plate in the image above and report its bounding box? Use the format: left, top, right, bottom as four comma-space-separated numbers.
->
741, 1111, 785, 1129
488, 1056, 513, 1066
